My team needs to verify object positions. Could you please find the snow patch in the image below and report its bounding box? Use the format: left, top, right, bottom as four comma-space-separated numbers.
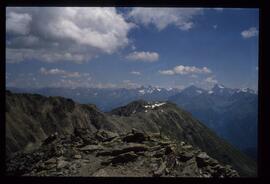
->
138, 89, 145, 95
208, 90, 214, 94
146, 89, 154, 94
144, 102, 166, 109
218, 85, 224, 89
237, 88, 255, 94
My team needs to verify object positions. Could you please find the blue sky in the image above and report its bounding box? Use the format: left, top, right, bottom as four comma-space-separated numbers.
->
6, 7, 259, 90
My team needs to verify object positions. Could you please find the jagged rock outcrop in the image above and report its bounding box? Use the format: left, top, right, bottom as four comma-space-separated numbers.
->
6, 129, 239, 177
5, 91, 257, 176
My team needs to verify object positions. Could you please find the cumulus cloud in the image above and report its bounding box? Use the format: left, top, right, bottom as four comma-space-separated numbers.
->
40, 67, 66, 75
126, 51, 159, 62
159, 70, 175, 75
130, 71, 141, 75
6, 11, 32, 35
6, 7, 134, 63
39, 67, 88, 78
128, 8, 203, 31
199, 76, 219, 89
241, 27, 258, 38
205, 76, 218, 84
159, 65, 212, 75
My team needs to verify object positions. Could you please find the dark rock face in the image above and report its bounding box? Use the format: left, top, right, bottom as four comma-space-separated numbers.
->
5, 91, 256, 177
122, 128, 148, 143
6, 130, 239, 177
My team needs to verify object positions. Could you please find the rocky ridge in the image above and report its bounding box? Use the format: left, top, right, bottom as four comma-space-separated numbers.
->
6, 129, 238, 177
5, 91, 256, 176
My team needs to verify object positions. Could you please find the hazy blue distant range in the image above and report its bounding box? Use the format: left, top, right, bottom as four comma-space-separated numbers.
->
7, 84, 257, 159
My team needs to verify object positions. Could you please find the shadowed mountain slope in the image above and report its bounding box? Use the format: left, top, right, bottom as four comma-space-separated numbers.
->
5, 91, 256, 176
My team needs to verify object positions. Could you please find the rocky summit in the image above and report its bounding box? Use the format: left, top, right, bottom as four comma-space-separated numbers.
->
5, 91, 256, 177
6, 129, 239, 177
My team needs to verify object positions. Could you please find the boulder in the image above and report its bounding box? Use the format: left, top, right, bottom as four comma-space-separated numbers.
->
153, 161, 167, 177
74, 155, 82, 159
79, 145, 104, 152
43, 132, 59, 145
97, 143, 149, 156
153, 148, 165, 158
110, 151, 138, 165
45, 158, 57, 165
181, 158, 200, 177
165, 145, 175, 155
122, 129, 148, 143
92, 169, 110, 177
196, 152, 210, 168
57, 160, 69, 169
179, 152, 193, 162
95, 130, 118, 142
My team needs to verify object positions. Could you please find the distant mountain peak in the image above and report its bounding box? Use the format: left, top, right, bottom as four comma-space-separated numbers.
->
180, 85, 205, 97
184, 85, 203, 91
212, 84, 226, 90
237, 88, 256, 94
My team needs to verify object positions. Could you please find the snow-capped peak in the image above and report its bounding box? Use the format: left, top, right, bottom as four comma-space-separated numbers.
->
236, 88, 256, 94
138, 89, 145, 95
213, 84, 225, 90
218, 84, 225, 89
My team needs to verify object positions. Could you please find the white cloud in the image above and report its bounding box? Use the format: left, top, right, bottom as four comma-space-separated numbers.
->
128, 8, 203, 31
131, 71, 141, 75
159, 70, 175, 75
39, 67, 89, 78
213, 24, 218, 29
6, 7, 134, 63
159, 65, 212, 75
241, 27, 258, 38
6, 11, 32, 35
205, 76, 218, 84
40, 67, 66, 75
126, 51, 159, 62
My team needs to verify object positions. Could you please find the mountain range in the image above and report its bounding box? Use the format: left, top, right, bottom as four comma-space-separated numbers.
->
169, 84, 258, 159
7, 84, 258, 159
5, 90, 256, 176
